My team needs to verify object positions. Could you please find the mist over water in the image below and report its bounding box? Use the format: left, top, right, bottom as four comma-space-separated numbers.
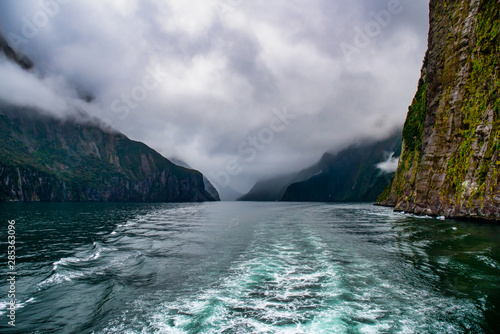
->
1, 202, 500, 333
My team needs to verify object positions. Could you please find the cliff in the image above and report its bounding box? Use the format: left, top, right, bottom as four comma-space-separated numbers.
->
0, 105, 218, 202
169, 157, 221, 201
378, 0, 500, 221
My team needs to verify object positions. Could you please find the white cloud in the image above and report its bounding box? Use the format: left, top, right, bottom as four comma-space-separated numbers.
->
377, 152, 399, 174
0, 57, 68, 115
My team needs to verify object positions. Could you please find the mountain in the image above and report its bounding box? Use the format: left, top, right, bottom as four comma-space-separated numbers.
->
168, 158, 245, 202
0, 105, 217, 202
0, 34, 216, 203
282, 133, 401, 202
169, 157, 220, 201
237, 174, 297, 202
378, 0, 499, 221
168, 157, 242, 202
238, 131, 401, 202
0, 32, 33, 70
237, 152, 336, 202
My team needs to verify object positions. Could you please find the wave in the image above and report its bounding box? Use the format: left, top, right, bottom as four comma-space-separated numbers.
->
38, 242, 106, 289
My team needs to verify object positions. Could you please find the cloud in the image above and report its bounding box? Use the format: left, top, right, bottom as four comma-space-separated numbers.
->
0, 0, 429, 192
0, 56, 70, 116
377, 152, 399, 174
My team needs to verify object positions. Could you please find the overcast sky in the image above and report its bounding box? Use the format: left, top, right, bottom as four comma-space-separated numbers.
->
0, 0, 429, 193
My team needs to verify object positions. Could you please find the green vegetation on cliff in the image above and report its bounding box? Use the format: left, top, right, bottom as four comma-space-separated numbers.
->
445, 0, 500, 207
0, 105, 217, 202
402, 63, 428, 154
378, 0, 500, 221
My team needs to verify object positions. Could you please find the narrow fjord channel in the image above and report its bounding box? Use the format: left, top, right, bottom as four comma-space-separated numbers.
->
1, 202, 500, 333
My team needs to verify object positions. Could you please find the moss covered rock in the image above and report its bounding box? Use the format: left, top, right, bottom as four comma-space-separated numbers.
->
379, 0, 500, 221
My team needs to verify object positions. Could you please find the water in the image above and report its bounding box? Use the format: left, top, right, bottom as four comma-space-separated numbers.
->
1, 202, 500, 333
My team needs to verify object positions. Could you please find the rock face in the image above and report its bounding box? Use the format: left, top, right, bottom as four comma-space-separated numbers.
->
378, 0, 500, 221
169, 157, 221, 201
0, 106, 218, 202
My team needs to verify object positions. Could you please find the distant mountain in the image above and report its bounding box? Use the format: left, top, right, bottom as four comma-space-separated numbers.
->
237, 164, 325, 202
237, 174, 295, 201
169, 158, 246, 201
238, 131, 401, 202
169, 157, 220, 201
282, 133, 401, 202
0, 105, 217, 202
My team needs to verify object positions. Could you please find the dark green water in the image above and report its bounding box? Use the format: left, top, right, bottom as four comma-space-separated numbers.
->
0, 202, 500, 333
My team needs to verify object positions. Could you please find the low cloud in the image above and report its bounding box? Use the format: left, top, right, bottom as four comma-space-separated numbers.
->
376, 152, 399, 174
0, 57, 68, 115
0, 0, 429, 192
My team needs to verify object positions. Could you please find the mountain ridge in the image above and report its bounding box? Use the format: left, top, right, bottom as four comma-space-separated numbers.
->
0, 104, 218, 202
169, 157, 221, 201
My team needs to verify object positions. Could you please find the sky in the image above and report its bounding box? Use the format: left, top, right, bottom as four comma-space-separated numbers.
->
0, 0, 429, 194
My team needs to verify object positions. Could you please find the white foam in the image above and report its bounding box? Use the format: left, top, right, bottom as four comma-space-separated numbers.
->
0, 297, 36, 316
52, 243, 102, 271
477, 255, 500, 269
38, 271, 85, 288
39, 242, 108, 289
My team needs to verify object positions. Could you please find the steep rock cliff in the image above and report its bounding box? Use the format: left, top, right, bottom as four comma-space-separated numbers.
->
378, 0, 500, 221
169, 157, 221, 201
0, 105, 217, 202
